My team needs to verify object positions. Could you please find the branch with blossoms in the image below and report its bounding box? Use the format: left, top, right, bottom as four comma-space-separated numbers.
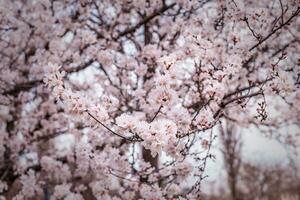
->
116, 3, 177, 39
87, 111, 143, 142
3, 60, 95, 96
44, 65, 143, 142
248, 6, 300, 51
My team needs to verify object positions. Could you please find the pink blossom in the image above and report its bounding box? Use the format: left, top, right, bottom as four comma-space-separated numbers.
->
173, 162, 193, 181
148, 86, 179, 108
16, 170, 42, 199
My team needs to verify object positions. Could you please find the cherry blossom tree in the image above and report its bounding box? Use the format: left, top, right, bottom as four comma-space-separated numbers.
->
0, 0, 299, 199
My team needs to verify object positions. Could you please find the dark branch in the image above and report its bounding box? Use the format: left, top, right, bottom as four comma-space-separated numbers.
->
87, 111, 142, 142
116, 3, 176, 39
150, 105, 163, 122
3, 60, 95, 96
249, 6, 300, 51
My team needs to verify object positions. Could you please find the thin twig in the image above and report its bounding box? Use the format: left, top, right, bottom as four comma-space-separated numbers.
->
150, 105, 163, 122
87, 111, 142, 142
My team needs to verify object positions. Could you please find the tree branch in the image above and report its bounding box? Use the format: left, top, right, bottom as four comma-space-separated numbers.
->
249, 6, 300, 51
87, 111, 142, 142
3, 60, 95, 96
116, 3, 176, 39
